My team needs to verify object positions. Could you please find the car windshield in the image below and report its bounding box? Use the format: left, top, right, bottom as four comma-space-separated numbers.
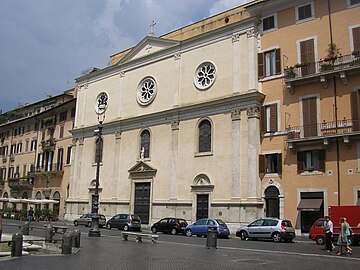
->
281, 220, 292, 227
216, 219, 225, 225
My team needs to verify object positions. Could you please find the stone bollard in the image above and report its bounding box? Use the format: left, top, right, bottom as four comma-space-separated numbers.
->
45, 224, 54, 243
72, 229, 81, 248
62, 231, 73, 255
11, 233, 23, 257
22, 221, 30, 235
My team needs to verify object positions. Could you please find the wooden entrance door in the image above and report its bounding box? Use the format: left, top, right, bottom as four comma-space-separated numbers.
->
134, 183, 151, 224
196, 194, 209, 220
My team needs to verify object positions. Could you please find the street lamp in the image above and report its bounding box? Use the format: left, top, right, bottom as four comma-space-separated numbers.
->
89, 92, 108, 237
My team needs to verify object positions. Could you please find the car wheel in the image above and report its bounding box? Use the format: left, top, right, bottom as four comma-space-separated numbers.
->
315, 236, 325, 245
74, 221, 78, 226
273, 232, 282, 243
123, 225, 129, 231
151, 227, 157, 234
185, 229, 192, 237
240, 231, 248, 240
106, 223, 111, 230
171, 228, 177, 235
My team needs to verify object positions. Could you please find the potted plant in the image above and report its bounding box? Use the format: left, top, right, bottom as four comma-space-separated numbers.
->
352, 49, 360, 57
323, 43, 341, 62
284, 66, 296, 78
294, 62, 310, 68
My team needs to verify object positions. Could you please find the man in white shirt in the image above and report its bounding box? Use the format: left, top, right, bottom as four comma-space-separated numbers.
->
323, 216, 334, 252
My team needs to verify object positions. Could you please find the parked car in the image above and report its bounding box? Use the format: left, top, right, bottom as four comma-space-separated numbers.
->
106, 214, 141, 231
151, 218, 188, 235
185, 218, 230, 238
236, 217, 295, 243
74, 213, 106, 228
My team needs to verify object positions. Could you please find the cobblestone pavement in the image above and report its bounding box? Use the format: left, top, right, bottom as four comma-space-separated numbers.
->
1, 220, 360, 270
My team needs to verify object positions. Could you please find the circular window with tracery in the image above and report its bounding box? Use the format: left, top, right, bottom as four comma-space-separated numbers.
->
194, 62, 217, 90
137, 77, 157, 106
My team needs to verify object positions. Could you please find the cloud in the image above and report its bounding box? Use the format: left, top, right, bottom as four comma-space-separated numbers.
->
0, 0, 251, 113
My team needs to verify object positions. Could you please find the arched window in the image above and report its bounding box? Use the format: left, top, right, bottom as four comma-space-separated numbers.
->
35, 191, 42, 211
265, 186, 280, 218
53, 191, 60, 216
94, 137, 103, 163
140, 130, 150, 158
198, 120, 211, 152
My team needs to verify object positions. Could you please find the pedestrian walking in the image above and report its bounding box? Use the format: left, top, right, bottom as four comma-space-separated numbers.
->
336, 217, 352, 255
27, 207, 34, 224
323, 216, 333, 252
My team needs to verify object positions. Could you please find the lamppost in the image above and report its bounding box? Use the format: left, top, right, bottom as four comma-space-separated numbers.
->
89, 92, 108, 237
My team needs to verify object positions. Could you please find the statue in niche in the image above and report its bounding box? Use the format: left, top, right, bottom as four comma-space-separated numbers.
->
140, 147, 145, 159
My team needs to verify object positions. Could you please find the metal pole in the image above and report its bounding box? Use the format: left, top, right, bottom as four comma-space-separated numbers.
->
89, 124, 102, 237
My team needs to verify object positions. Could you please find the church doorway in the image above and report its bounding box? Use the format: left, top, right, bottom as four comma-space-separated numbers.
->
134, 183, 151, 224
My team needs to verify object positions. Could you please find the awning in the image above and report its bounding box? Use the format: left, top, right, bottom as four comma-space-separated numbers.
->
0, 198, 59, 204
297, 198, 323, 211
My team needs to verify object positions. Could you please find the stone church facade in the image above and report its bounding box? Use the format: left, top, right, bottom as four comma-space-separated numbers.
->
65, 7, 265, 231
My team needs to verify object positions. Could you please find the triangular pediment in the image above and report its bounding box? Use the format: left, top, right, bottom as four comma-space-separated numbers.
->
128, 161, 157, 178
118, 36, 180, 64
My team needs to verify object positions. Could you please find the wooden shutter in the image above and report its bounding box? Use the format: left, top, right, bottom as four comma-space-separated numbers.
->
277, 153, 282, 175
275, 49, 281, 74
258, 53, 264, 79
297, 151, 304, 174
303, 97, 317, 137
300, 39, 315, 75
318, 150, 325, 172
270, 104, 278, 132
353, 27, 360, 51
351, 91, 360, 131
260, 106, 265, 133
259, 154, 266, 175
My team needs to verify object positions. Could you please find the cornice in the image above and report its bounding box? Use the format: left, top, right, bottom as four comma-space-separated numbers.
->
71, 91, 265, 139
75, 17, 260, 86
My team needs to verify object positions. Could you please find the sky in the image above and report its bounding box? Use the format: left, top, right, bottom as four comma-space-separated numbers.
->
0, 0, 252, 114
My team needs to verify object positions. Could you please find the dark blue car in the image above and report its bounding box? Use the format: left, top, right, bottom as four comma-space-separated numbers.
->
185, 218, 230, 238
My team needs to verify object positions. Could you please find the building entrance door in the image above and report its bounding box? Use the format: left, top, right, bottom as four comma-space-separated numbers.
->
134, 183, 150, 224
265, 186, 280, 218
196, 194, 208, 220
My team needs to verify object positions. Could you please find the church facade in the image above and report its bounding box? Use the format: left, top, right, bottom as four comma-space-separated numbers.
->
65, 7, 265, 230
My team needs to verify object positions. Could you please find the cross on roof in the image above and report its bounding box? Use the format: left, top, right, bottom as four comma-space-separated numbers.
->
149, 20, 156, 36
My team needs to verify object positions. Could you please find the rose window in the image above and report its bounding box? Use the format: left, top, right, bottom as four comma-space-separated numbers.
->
194, 62, 217, 90
137, 77, 157, 106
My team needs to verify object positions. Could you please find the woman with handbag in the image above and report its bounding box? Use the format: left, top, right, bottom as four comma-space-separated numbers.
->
336, 217, 352, 255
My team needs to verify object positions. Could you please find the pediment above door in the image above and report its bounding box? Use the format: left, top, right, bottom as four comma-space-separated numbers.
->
128, 161, 157, 179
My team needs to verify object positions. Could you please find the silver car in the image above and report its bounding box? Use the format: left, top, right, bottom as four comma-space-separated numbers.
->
236, 218, 296, 242
74, 213, 106, 228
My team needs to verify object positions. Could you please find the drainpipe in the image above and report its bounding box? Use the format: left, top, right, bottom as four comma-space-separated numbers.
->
327, 0, 341, 206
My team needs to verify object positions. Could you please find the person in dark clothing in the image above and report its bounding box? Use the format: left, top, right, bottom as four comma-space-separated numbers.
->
323, 216, 334, 252
27, 207, 34, 224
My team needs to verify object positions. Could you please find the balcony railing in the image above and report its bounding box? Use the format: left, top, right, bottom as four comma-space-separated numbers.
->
284, 53, 360, 80
8, 177, 33, 189
286, 119, 359, 140
29, 163, 64, 173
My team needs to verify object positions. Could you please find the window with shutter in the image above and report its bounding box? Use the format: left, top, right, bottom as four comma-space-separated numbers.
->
296, 2, 314, 22
349, 0, 360, 7
262, 15, 276, 31
297, 152, 305, 174
302, 97, 317, 137
262, 104, 278, 133
300, 39, 315, 75
258, 49, 281, 79
352, 27, 360, 51
298, 150, 324, 173
259, 155, 266, 175
351, 90, 360, 131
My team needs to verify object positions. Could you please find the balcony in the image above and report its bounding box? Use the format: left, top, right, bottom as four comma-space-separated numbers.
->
286, 119, 360, 147
2, 155, 7, 163
29, 163, 64, 178
10, 154, 15, 162
8, 177, 34, 189
41, 138, 56, 152
284, 53, 360, 94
